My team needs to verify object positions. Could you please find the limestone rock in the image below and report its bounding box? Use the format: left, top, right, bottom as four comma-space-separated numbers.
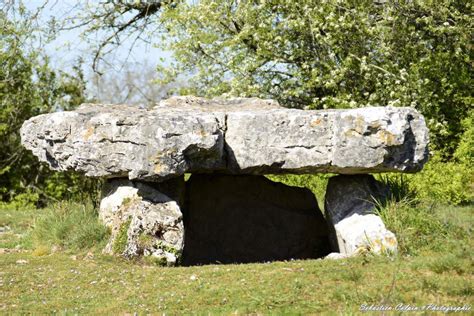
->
100, 178, 185, 265
21, 96, 429, 180
21, 103, 226, 181
225, 106, 428, 174
324, 252, 351, 260
182, 174, 330, 265
325, 175, 397, 255
334, 213, 397, 255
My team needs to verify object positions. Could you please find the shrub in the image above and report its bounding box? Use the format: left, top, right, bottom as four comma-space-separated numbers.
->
454, 110, 474, 166
408, 156, 473, 205
377, 151, 473, 206
30, 201, 109, 252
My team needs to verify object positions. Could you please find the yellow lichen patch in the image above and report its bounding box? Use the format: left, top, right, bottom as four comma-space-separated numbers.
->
378, 130, 396, 145
198, 128, 207, 137
310, 118, 322, 127
354, 116, 365, 134
154, 163, 164, 173
368, 121, 382, 130
344, 129, 360, 137
83, 126, 95, 140
386, 236, 398, 247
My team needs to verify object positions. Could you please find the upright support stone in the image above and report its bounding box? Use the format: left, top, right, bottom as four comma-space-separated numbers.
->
324, 175, 397, 255
99, 177, 185, 265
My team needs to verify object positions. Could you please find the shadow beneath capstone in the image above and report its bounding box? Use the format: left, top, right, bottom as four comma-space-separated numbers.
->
181, 174, 331, 266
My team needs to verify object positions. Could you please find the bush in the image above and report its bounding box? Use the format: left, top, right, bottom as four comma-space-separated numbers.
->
376, 150, 473, 206
407, 156, 473, 205
30, 201, 109, 252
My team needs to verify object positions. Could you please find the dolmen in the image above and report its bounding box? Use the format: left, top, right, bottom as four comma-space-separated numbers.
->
20, 96, 429, 265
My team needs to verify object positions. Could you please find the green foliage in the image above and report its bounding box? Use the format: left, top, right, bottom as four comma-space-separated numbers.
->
376, 174, 417, 202
157, 241, 181, 256
408, 156, 473, 205
454, 110, 474, 166
113, 219, 131, 255
376, 149, 472, 206
157, 0, 472, 157
30, 201, 109, 252
0, 10, 97, 205
267, 174, 332, 209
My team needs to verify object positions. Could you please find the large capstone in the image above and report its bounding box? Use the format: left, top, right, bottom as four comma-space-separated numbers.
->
325, 175, 397, 255
182, 174, 330, 265
100, 178, 185, 265
20, 96, 429, 181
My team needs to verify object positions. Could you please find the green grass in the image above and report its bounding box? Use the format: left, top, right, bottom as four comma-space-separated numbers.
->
29, 201, 109, 252
112, 219, 131, 254
0, 248, 472, 314
0, 200, 472, 314
0, 204, 35, 249
0, 201, 109, 254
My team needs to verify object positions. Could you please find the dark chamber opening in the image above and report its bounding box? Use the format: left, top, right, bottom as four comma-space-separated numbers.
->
181, 174, 330, 265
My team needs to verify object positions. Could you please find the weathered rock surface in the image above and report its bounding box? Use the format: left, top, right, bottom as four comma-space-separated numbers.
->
100, 178, 185, 265
325, 175, 397, 255
21, 96, 429, 181
182, 174, 329, 265
21, 101, 226, 181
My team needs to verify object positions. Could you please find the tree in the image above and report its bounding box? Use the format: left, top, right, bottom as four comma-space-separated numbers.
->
27, 0, 474, 157
154, 0, 472, 157
51, 0, 173, 74
87, 60, 176, 107
0, 7, 95, 205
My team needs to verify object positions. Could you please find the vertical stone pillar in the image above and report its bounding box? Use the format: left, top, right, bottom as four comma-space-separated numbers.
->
99, 177, 185, 265
324, 175, 397, 256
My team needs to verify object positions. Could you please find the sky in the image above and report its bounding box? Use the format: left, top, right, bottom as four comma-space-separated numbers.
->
20, 0, 175, 104
24, 0, 172, 76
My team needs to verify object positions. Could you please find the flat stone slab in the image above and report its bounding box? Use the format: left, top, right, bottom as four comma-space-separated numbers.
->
21, 96, 429, 181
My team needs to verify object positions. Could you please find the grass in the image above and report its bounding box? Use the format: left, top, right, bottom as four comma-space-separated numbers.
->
0, 199, 472, 314
28, 201, 109, 253
0, 248, 472, 314
112, 219, 130, 254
